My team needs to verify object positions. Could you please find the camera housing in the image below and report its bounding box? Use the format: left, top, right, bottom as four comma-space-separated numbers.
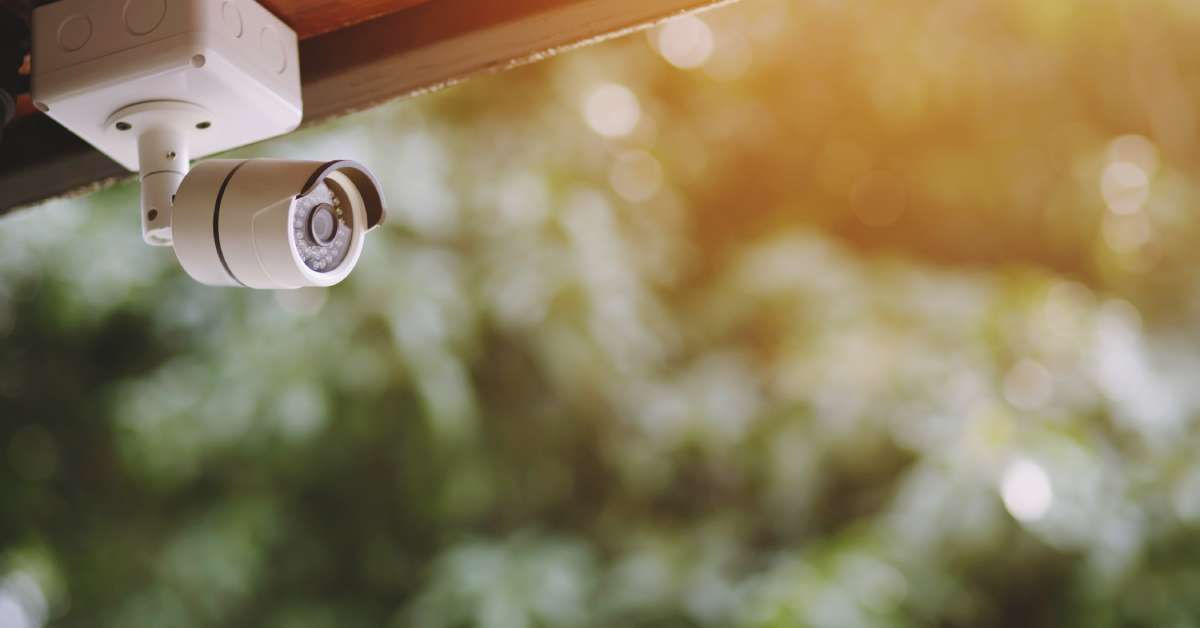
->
28, 0, 387, 289
173, 160, 386, 289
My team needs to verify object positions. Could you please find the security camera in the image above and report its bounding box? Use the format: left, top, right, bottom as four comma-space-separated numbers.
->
29, 0, 387, 289
173, 159, 385, 288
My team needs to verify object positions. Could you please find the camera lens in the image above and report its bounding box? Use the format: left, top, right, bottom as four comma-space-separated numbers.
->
308, 204, 337, 245
293, 181, 354, 273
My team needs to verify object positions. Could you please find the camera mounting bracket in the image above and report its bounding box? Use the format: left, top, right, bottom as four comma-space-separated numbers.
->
30, 0, 303, 245
105, 101, 211, 245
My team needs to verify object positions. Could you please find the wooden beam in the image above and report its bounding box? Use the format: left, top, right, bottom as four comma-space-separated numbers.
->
0, 0, 733, 215
299, 0, 736, 117
259, 0, 434, 39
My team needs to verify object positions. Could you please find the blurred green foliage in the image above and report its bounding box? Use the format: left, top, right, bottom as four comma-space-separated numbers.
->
5, 0, 1200, 626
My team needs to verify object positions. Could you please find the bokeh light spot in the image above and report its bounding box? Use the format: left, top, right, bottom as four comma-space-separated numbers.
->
494, 171, 551, 228
1100, 161, 1149, 215
583, 83, 641, 138
1107, 134, 1159, 178
1001, 459, 1053, 522
1002, 359, 1053, 411
1101, 214, 1152, 255
0, 572, 47, 628
609, 150, 665, 203
0, 595, 32, 628
656, 15, 715, 69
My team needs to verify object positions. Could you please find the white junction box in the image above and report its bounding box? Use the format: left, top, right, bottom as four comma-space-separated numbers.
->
31, 0, 302, 171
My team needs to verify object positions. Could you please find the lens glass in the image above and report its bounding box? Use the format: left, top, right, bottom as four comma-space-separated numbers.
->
309, 204, 337, 245
293, 181, 354, 272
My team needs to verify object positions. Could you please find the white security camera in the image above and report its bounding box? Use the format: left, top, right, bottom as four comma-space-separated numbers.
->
29, 0, 387, 289
173, 160, 385, 289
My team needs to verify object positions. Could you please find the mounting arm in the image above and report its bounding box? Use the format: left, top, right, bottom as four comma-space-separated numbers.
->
137, 126, 188, 246
106, 101, 209, 246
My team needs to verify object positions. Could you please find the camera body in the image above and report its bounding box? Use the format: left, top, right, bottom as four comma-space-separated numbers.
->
173, 160, 386, 289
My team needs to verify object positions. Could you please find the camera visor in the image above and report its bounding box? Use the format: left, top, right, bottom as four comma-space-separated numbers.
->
293, 181, 354, 273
